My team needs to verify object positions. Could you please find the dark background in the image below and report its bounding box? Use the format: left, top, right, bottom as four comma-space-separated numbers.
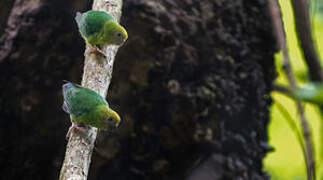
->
0, 0, 276, 179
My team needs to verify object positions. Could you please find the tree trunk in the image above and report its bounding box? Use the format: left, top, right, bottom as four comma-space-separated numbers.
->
0, 0, 276, 180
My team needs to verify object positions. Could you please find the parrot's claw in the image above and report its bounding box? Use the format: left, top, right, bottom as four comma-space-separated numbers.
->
88, 46, 107, 58
105, 1, 117, 6
66, 122, 87, 140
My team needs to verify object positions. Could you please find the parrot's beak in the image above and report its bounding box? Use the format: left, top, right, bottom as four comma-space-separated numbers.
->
107, 108, 121, 125
120, 26, 128, 45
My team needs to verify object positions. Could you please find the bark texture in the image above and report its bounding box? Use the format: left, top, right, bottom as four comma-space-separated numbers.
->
0, 0, 276, 180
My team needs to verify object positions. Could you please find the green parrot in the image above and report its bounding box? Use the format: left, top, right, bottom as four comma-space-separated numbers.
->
62, 82, 121, 138
75, 10, 128, 57
277, 83, 323, 105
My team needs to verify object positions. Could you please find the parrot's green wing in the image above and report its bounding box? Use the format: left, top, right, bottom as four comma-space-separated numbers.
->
62, 82, 108, 117
75, 10, 113, 39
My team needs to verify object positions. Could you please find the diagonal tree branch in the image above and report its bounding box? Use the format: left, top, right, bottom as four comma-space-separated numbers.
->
268, 0, 315, 179
59, 1, 123, 180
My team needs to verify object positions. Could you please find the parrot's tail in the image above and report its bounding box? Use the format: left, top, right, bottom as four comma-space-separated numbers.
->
75, 12, 82, 26
62, 80, 83, 90
62, 82, 74, 92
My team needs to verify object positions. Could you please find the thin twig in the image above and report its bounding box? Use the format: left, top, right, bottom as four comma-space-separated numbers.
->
291, 0, 323, 82
272, 84, 293, 96
268, 0, 316, 179
293, 0, 323, 165
59, 1, 123, 180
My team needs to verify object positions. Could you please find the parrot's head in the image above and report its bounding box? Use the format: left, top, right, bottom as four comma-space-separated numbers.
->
113, 25, 128, 45
105, 21, 128, 45
105, 107, 121, 131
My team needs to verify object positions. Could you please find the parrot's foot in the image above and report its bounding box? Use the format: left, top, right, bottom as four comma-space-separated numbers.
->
88, 46, 107, 58
105, 1, 117, 6
66, 122, 87, 140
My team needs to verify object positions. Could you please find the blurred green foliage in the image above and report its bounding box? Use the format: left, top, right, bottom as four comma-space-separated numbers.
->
263, 0, 323, 179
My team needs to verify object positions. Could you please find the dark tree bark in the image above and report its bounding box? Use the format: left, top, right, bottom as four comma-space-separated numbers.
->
0, 0, 276, 180
0, 0, 14, 36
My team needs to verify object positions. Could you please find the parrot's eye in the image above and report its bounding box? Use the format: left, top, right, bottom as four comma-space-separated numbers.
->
115, 31, 125, 45
107, 117, 114, 122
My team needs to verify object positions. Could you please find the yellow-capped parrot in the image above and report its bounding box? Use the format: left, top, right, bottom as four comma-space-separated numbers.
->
62, 82, 121, 138
75, 10, 128, 57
